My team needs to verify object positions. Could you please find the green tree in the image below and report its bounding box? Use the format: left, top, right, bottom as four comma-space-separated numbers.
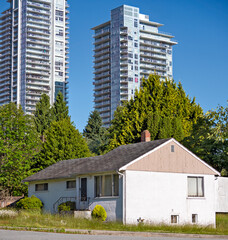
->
108, 74, 203, 150
34, 94, 52, 142
183, 103, 228, 174
37, 118, 91, 169
52, 91, 69, 121
0, 103, 41, 195
83, 110, 108, 155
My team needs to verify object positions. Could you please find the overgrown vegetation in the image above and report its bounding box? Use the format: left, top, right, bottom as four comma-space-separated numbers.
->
0, 211, 228, 235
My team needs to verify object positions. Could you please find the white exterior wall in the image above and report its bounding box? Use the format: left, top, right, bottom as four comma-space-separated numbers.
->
28, 175, 123, 221
215, 177, 228, 213
28, 179, 77, 213
125, 170, 216, 226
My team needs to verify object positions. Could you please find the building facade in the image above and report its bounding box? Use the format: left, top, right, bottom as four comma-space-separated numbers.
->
0, 0, 69, 114
93, 5, 177, 127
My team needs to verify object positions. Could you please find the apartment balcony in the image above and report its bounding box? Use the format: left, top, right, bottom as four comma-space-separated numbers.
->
27, 37, 50, 46
94, 100, 110, 108
27, 22, 50, 31
140, 58, 166, 66
141, 64, 167, 72
94, 35, 110, 45
140, 46, 166, 54
140, 39, 167, 49
0, 65, 11, 73
0, 81, 10, 88
27, 32, 50, 41
27, 7, 50, 16
94, 60, 110, 69
140, 52, 167, 60
94, 94, 111, 103
120, 78, 128, 83
94, 43, 110, 52
0, 75, 10, 82
120, 82, 128, 89
26, 74, 49, 82
0, 85, 10, 93
0, 31, 11, 40
0, 95, 10, 103
0, 90, 10, 98
94, 28, 110, 39
27, 43, 50, 50
94, 88, 111, 97
94, 82, 110, 91
0, 71, 10, 78
26, 84, 50, 92
94, 54, 110, 63
27, 12, 49, 21
27, 1, 51, 10
93, 65, 110, 75
26, 95, 41, 101
94, 71, 110, 80
93, 77, 110, 86
140, 69, 165, 77
97, 106, 111, 114
27, 64, 50, 71
120, 90, 128, 96
26, 100, 38, 106
120, 72, 128, 78
93, 48, 110, 58
27, 17, 50, 26
120, 36, 127, 43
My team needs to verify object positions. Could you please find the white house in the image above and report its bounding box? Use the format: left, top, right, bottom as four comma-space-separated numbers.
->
24, 131, 220, 226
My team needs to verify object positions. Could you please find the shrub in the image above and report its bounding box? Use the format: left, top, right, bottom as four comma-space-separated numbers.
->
16, 195, 43, 211
58, 201, 75, 212
92, 205, 107, 221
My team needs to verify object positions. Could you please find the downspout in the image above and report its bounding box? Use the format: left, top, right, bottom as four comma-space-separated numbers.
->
117, 170, 126, 224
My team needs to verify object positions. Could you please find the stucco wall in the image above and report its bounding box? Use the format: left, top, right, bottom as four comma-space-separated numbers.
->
215, 177, 228, 213
28, 175, 123, 221
28, 179, 77, 213
125, 170, 216, 226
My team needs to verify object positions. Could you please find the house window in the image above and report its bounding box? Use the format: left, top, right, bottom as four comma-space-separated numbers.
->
192, 214, 198, 223
171, 145, 175, 152
95, 174, 119, 197
66, 180, 76, 189
171, 215, 179, 224
188, 177, 204, 197
35, 183, 48, 191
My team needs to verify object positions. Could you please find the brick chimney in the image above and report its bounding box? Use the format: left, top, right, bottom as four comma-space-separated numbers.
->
141, 130, 151, 142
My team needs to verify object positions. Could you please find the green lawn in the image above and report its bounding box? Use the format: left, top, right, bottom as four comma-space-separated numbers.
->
0, 211, 228, 235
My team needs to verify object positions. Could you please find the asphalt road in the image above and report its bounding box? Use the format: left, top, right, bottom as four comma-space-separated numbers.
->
0, 230, 228, 240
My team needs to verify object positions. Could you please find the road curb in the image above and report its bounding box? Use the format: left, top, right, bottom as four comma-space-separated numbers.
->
1, 226, 228, 239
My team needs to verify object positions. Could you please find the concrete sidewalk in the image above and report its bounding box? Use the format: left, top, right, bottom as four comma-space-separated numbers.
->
1, 226, 228, 239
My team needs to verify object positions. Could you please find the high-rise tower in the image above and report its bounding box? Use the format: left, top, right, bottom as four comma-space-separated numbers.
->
92, 5, 177, 127
0, 0, 69, 114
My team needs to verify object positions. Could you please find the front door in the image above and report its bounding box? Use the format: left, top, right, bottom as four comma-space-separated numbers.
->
81, 178, 87, 201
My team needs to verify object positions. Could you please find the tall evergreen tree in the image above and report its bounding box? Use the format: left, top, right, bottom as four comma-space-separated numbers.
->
83, 110, 108, 155
108, 74, 203, 150
34, 94, 52, 142
0, 103, 41, 195
36, 118, 91, 170
52, 91, 69, 121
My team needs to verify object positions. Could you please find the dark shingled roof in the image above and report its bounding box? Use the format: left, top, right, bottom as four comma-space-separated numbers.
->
23, 138, 171, 182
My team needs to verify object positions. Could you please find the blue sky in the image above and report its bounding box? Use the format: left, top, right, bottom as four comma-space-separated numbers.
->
1, 0, 228, 132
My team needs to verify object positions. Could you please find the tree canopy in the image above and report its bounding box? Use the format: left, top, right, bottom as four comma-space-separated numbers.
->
33, 94, 53, 142
0, 103, 41, 195
83, 110, 108, 155
52, 91, 69, 121
108, 74, 203, 150
36, 118, 91, 170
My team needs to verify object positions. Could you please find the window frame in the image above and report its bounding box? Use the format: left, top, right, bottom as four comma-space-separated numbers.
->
35, 183, 48, 192
66, 180, 76, 189
94, 174, 119, 198
187, 176, 204, 198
